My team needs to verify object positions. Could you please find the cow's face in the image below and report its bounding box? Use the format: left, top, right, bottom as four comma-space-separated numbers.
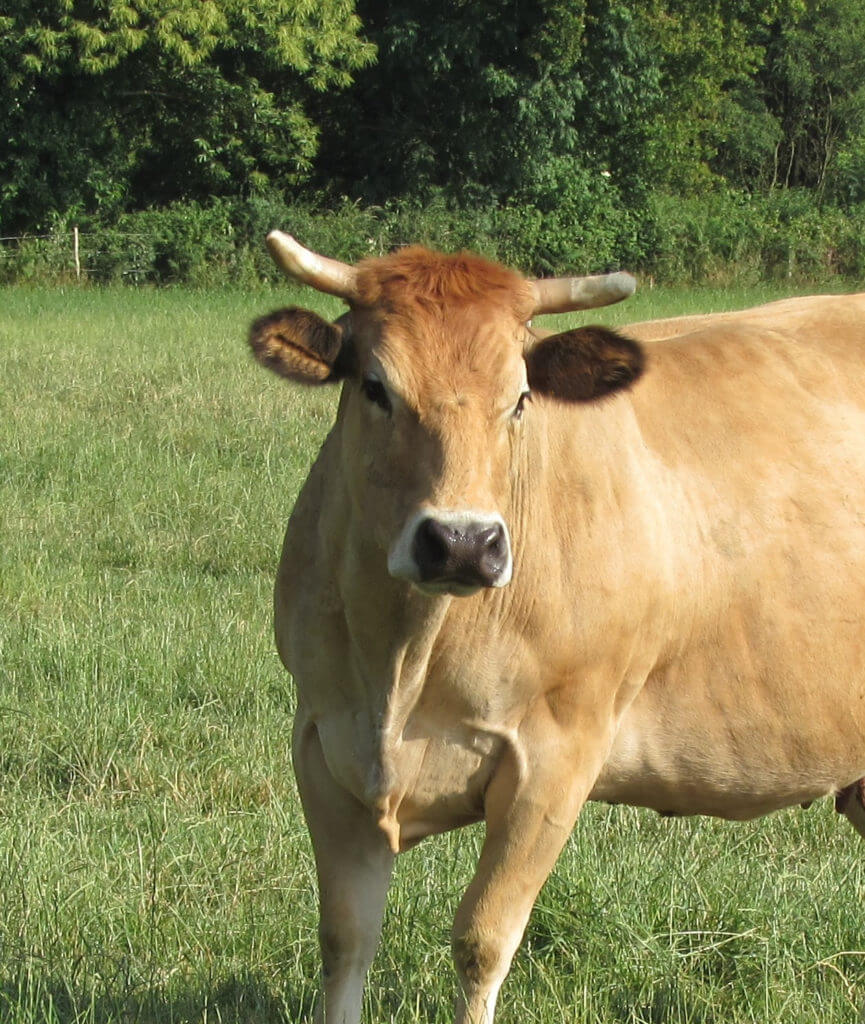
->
250, 248, 644, 596
340, 297, 532, 595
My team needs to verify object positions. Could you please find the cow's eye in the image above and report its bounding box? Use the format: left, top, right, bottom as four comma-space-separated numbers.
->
361, 376, 392, 414
513, 390, 531, 420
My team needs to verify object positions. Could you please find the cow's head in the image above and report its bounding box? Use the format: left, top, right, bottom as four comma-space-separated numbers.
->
250, 232, 643, 596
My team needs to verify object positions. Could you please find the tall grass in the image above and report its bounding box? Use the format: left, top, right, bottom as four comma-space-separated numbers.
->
0, 283, 862, 1023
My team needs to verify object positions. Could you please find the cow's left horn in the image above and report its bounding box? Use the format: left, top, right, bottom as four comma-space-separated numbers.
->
530, 271, 636, 316
266, 230, 360, 303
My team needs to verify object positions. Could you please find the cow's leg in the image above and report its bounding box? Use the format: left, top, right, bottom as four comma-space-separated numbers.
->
837, 778, 865, 839
293, 719, 394, 1024
451, 710, 610, 1024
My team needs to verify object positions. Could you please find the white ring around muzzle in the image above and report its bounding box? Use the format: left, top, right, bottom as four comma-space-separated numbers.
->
388, 508, 513, 594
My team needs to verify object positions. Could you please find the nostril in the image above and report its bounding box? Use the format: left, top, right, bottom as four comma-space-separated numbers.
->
477, 523, 505, 557
413, 517, 453, 574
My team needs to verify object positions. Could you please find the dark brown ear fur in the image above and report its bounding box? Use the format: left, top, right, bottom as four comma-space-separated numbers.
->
526, 326, 645, 403
248, 307, 348, 385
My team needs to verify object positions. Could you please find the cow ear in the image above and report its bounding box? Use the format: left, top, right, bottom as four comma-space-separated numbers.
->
525, 326, 645, 403
248, 307, 351, 385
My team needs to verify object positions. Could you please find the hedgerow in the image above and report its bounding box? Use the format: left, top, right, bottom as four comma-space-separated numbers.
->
3, 189, 864, 287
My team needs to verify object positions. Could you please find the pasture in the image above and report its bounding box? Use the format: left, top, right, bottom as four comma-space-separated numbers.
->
1, 281, 863, 1023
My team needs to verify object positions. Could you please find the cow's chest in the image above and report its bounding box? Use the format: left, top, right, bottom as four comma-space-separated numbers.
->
286, 564, 541, 847
299, 631, 520, 850
312, 702, 502, 850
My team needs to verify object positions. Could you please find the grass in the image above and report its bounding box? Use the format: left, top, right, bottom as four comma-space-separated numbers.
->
0, 280, 863, 1024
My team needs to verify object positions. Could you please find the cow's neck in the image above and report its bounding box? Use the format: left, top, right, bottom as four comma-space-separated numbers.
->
328, 391, 657, 727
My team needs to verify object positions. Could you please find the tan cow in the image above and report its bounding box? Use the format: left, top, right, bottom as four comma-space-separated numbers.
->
248, 232, 865, 1024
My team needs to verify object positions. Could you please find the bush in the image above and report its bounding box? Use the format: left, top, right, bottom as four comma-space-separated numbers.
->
639, 192, 765, 284
2, 188, 864, 287
499, 162, 642, 276
0, 219, 82, 285
634, 189, 865, 285
86, 202, 240, 285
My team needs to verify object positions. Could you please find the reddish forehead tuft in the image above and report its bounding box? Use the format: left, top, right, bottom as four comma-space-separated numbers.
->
355, 247, 534, 322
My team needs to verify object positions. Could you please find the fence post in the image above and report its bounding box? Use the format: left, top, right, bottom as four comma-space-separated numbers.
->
73, 226, 81, 281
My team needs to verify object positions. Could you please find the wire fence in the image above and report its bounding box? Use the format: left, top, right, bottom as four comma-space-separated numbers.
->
0, 228, 160, 281
0, 222, 277, 286
5, 206, 865, 287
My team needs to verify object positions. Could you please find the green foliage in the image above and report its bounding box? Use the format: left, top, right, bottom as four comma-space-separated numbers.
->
640, 189, 865, 283
6, 188, 865, 288
314, 0, 588, 205
762, 0, 865, 195
0, 0, 374, 232
4, 0, 865, 283
317, 0, 788, 204
833, 134, 865, 206
706, 0, 865, 197
630, 0, 776, 192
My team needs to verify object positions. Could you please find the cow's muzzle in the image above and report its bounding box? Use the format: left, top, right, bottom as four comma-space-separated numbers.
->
388, 510, 513, 594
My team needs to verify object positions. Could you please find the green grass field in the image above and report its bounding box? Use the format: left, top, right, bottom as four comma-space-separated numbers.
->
1, 281, 863, 1024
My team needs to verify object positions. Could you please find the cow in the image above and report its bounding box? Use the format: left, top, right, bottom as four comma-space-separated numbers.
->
247, 231, 865, 1024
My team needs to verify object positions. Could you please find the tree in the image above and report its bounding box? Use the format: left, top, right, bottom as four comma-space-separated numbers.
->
314, 0, 588, 206
0, 0, 374, 231
315, 0, 788, 205
761, 0, 865, 197
578, 0, 786, 196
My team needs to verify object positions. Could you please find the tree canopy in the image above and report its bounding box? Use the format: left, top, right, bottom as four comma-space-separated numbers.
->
2, 0, 864, 279
0, 0, 374, 231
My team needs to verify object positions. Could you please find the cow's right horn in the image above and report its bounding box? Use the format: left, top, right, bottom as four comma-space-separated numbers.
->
266, 230, 360, 303
530, 271, 636, 316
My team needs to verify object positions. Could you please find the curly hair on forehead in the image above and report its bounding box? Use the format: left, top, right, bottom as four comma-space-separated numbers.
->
354, 246, 535, 322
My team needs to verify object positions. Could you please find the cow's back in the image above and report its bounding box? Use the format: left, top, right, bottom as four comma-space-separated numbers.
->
624, 292, 865, 342
593, 294, 865, 817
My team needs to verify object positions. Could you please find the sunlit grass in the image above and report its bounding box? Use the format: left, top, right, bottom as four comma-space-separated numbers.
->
0, 282, 862, 1022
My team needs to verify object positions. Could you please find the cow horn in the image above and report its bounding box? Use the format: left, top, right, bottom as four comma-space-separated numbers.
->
266, 230, 360, 303
530, 271, 637, 316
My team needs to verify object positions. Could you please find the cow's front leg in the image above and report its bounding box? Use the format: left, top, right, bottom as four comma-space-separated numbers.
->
293, 718, 395, 1024
452, 707, 612, 1024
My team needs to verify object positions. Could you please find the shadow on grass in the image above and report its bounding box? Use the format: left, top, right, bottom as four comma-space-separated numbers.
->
608, 984, 725, 1024
0, 969, 315, 1024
